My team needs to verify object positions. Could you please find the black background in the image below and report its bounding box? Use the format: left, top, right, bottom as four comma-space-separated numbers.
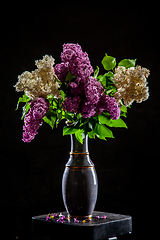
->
1, 2, 159, 239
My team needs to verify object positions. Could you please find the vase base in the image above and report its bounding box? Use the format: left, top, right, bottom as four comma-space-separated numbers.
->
68, 214, 92, 219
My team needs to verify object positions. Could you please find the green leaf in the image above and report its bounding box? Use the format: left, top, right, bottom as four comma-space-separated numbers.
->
98, 115, 110, 125
65, 112, 75, 121
98, 115, 127, 128
46, 94, 54, 103
88, 130, 96, 139
16, 92, 30, 110
52, 100, 58, 109
105, 71, 114, 80
93, 66, 99, 78
79, 118, 93, 133
60, 90, 66, 100
103, 111, 110, 118
121, 105, 127, 113
21, 102, 31, 120
43, 109, 57, 129
76, 113, 82, 120
75, 129, 85, 144
120, 105, 127, 118
118, 59, 137, 69
63, 124, 79, 135
65, 71, 76, 82
43, 115, 56, 129
120, 112, 127, 118
56, 110, 65, 126
96, 135, 107, 141
94, 123, 114, 138
97, 74, 107, 87
43, 105, 57, 129
110, 118, 127, 128
97, 71, 116, 96
102, 54, 116, 71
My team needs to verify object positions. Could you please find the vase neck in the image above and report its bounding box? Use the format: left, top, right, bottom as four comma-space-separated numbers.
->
66, 134, 94, 167
70, 134, 89, 155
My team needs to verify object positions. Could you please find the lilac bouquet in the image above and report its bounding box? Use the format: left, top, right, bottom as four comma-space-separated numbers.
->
14, 43, 150, 143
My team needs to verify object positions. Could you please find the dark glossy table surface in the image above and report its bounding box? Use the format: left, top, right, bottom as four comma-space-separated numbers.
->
32, 211, 132, 240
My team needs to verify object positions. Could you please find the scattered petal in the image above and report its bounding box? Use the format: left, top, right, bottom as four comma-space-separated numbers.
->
101, 215, 107, 219
57, 218, 65, 223
56, 214, 66, 223
95, 216, 100, 219
74, 218, 79, 223
52, 213, 58, 217
57, 218, 64, 223
46, 215, 51, 221
59, 213, 63, 218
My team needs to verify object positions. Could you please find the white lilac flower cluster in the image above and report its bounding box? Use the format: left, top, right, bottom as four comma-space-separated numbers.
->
113, 65, 150, 107
14, 55, 60, 100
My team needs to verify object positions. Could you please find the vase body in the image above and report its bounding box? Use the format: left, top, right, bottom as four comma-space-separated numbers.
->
62, 134, 98, 219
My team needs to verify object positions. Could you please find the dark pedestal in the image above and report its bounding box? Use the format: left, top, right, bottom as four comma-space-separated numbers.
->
32, 211, 132, 240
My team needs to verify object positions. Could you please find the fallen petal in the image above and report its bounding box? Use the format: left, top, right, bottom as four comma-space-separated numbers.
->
53, 213, 58, 217
46, 216, 51, 221
101, 215, 107, 219
59, 213, 63, 218
74, 218, 79, 223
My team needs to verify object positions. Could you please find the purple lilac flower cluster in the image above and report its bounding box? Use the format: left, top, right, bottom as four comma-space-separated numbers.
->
55, 43, 120, 119
55, 43, 93, 82
22, 97, 49, 143
97, 94, 121, 120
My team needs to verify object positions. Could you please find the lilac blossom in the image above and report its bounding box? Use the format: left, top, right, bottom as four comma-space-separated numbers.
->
80, 100, 96, 118
69, 82, 84, 96
62, 96, 81, 113
22, 97, 49, 143
63, 76, 106, 118
61, 43, 82, 62
55, 43, 93, 82
84, 77, 104, 104
54, 62, 69, 82
55, 43, 120, 120
97, 95, 120, 120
